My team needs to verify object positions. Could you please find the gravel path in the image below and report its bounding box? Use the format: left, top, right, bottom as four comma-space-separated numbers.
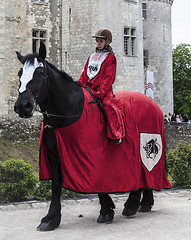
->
0, 189, 190, 240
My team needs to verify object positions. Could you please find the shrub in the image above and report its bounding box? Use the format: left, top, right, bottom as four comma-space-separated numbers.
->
34, 180, 52, 201
166, 142, 191, 188
0, 158, 37, 203
34, 179, 79, 201
0, 158, 82, 203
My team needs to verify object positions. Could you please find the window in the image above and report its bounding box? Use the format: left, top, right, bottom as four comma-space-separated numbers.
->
124, 27, 136, 56
32, 29, 47, 53
142, 3, 147, 20
143, 50, 149, 67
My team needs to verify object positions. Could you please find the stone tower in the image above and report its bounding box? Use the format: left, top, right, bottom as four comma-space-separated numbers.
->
61, 0, 174, 114
142, 0, 174, 114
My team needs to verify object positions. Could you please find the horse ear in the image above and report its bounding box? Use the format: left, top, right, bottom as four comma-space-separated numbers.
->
39, 42, 46, 61
16, 51, 24, 64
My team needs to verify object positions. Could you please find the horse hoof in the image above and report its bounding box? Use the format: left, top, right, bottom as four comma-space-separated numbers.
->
97, 210, 114, 224
37, 213, 61, 231
139, 205, 152, 212
37, 222, 56, 231
122, 207, 138, 217
37, 217, 61, 231
97, 214, 105, 223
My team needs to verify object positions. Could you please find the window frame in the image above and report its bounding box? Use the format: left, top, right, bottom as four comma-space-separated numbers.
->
124, 27, 136, 56
32, 29, 47, 53
143, 50, 149, 68
142, 3, 147, 20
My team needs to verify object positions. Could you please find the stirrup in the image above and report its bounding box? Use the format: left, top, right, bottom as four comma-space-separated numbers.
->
112, 139, 122, 144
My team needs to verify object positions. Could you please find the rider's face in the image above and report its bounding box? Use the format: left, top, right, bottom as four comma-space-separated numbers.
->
96, 38, 106, 50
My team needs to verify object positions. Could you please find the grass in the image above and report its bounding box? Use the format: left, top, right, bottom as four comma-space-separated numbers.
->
0, 137, 39, 170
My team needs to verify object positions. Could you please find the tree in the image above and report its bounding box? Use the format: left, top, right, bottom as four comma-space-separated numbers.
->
173, 44, 191, 119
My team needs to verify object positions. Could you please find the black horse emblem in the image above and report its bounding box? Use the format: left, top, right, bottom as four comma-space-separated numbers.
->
143, 139, 161, 160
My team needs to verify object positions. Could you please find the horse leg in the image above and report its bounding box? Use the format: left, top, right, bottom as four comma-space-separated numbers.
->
122, 189, 142, 217
139, 189, 154, 212
37, 129, 62, 231
97, 193, 115, 224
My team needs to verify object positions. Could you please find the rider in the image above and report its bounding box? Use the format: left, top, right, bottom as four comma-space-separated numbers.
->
78, 29, 125, 144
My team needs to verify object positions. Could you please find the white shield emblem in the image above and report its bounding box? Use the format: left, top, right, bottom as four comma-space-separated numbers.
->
140, 133, 162, 172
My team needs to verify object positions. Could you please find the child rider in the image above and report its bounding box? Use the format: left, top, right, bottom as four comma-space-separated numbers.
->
78, 29, 125, 144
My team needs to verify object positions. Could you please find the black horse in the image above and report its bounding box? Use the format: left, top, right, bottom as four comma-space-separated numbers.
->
14, 43, 167, 231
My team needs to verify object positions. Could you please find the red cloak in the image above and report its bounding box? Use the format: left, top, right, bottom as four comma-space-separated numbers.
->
39, 88, 172, 193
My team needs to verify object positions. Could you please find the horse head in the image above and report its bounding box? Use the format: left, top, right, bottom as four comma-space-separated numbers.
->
14, 43, 48, 118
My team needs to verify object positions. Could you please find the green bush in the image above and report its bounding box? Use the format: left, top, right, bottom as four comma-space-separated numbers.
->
34, 180, 52, 201
166, 142, 191, 188
34, 179, 79, 201
0, 158, 82, 203
0, 158, 37, 203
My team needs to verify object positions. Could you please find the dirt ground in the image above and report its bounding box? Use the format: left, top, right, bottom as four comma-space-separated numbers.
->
0, 189, 190, 240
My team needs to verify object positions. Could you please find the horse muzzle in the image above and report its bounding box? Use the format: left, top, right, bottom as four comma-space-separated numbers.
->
14, 98, 34, 118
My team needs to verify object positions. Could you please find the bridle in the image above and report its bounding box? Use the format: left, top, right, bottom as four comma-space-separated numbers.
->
27, 61, 49, 104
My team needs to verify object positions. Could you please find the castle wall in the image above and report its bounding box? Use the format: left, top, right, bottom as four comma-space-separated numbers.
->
0, 0, 6, 116
113, 0, 144, 93
0, 0, 29, 118
143, 0, 174, 114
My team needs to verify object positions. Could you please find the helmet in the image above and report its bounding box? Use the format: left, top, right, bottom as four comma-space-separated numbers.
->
92, 29, 112, 44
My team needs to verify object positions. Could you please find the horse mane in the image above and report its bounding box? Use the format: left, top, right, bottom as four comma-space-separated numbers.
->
46, 61, 76, 83
23, 53, 77, 83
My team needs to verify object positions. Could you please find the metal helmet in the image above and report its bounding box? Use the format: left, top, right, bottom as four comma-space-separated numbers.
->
92, 29, 112, 44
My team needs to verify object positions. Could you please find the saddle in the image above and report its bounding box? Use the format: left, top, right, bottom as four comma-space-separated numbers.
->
81, 85, 108, 123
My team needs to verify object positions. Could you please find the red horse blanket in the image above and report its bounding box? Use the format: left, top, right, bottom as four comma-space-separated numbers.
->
39, 88, 172, 193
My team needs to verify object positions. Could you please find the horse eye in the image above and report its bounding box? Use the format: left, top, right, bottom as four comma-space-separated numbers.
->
36, 68, 44, 76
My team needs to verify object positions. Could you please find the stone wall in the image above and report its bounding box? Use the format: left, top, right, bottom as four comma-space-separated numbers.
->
0, 113, 42, 142
165, 122, 191, 152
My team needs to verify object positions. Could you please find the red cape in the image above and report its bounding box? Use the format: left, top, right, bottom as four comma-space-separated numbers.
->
39, 88, 172, 193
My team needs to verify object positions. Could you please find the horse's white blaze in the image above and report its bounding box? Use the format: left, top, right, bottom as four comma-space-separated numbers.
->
19, 58, 44, 93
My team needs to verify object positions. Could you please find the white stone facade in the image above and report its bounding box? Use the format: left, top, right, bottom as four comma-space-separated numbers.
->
0, 0, 174, 118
